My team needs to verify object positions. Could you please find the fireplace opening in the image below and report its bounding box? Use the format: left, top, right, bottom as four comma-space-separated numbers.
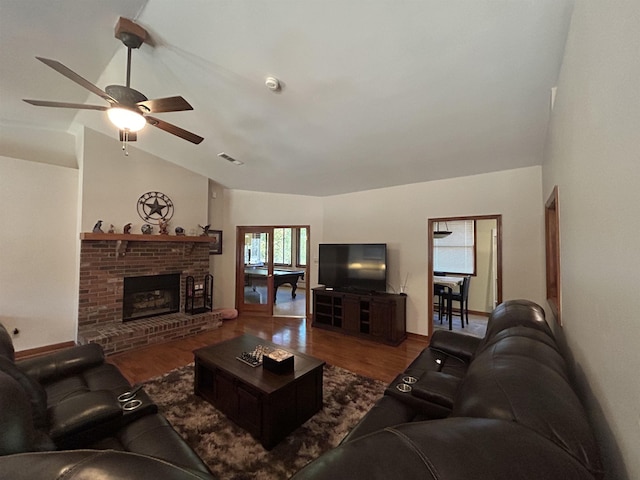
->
123, 273, 180, 322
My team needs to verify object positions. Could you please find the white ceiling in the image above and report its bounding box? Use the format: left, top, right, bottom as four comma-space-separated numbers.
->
0, 0, 573, 196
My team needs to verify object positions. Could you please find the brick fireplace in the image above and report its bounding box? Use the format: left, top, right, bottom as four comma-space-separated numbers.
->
78, 234, 222, 355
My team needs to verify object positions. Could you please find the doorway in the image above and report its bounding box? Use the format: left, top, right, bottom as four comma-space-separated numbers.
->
428, 215, 502, 336
235, 225, 310, 318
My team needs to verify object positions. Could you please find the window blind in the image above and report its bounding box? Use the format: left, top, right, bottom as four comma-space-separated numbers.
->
433, 220, 475, 274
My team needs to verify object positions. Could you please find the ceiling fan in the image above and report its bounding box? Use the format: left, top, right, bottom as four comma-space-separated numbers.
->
23, 17, 204, 147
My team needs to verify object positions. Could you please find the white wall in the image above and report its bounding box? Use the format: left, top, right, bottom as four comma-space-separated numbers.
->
316, 166, 544, 335
542, 1, 640, 478
218, 167, 543, 334
80, 128, 209, 233
218, 190, 324, 309
0, 156, 79, 350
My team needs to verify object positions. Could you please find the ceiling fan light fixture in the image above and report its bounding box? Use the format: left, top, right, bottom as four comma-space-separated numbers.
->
107, 107, 146, 132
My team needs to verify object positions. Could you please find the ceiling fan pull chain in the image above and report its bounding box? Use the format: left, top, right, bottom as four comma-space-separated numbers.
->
122, 130, 129, 156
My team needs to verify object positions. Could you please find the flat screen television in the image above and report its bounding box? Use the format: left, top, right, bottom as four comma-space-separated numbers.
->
318, 243, 387, 293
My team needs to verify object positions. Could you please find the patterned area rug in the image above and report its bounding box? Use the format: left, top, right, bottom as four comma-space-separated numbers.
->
142, 362, 386, 479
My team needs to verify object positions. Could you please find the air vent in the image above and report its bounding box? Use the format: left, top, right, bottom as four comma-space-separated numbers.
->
218, 152, 244, 165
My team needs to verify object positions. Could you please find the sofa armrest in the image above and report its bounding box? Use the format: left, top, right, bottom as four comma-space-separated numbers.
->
17, 343, 105, 383
411, 371, 460, 409
429, 330, 481, 362
341, 395, 416, 445
48, 390, 122, 441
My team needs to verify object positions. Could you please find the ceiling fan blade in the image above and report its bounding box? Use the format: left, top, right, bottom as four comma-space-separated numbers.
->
146, 116, 204, 145
137, 96, 193, 113
119, 130, 137, 142
35, 57, 117, 104
23, 99, 107, 111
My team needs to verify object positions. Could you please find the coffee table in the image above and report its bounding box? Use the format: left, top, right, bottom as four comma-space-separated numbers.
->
193, 334, 325, 449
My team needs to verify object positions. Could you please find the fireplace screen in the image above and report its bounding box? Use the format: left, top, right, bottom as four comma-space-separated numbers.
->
122, 273, 180, 322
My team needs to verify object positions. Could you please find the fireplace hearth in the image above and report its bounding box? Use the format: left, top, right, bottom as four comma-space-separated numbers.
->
123, 273, 180, 322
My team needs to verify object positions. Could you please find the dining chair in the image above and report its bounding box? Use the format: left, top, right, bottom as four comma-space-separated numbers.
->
450, 276, 471, 326
433, 284, 447, 324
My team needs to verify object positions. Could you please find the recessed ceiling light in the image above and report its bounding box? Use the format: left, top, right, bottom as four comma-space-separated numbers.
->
218, 152, 244, 165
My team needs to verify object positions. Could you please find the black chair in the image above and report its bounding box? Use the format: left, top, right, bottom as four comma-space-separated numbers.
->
433, 272, 447, 323
433, 284, 448, 324
450, 276, 471, 326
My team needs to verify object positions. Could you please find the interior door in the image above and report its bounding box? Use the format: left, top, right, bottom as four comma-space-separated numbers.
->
236, 227, 274, 315
428, 215, 502, 335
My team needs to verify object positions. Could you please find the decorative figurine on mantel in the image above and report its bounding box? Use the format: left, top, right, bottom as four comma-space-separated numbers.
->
123, 223, 132, 234
93, 220, 104, 233
108, 224, 116, 234
199, 224, 211, 236
141, 224, 153, 235
175, 227, 185, 236
159, 219, 169, 235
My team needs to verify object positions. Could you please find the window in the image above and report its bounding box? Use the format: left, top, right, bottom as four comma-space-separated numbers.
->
273, 228, 292, 266
244, 233, 269, 265
245, 233, 267, 265
433, 220, 476, 275
297, 227, 308, 267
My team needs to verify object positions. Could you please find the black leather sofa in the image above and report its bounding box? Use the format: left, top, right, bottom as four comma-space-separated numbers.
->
0, 323, 214, 480
292, 300, 604, 480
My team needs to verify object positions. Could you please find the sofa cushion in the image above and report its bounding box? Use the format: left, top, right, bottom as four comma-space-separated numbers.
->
0, 450, 214, 480
292, 418, 598, 480
43, 375, 90, 405
480, 299, 552, 346
0, 356, 48, 429
42, 363, 130, 406
475, 326, 569, 379
88, 413, 212, 476
83, 363, 132, 393
48, 390, 123, 441
0, 371, 54, 455
452, 352, 602, 476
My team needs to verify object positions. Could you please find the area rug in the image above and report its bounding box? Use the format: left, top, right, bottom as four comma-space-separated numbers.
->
142, 362, 386, 479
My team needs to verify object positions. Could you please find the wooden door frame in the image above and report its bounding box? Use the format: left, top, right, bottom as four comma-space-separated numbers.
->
236, 226, 274, 315
427, 215, 503, 336
235, 225, 311, 319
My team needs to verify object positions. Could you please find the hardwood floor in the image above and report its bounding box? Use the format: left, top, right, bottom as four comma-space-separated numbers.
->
108, 314, 430, 385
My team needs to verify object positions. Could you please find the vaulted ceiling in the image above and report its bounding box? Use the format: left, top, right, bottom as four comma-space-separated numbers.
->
0, 0, 573, 196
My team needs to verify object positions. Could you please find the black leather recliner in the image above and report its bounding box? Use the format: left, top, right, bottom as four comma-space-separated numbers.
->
292, 299, 604, 480
0, 323, 138, 446
0, 324, 214, 479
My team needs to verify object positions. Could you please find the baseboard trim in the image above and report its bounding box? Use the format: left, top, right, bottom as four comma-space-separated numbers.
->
406, 332, 429, 342
15, 341, 76, 359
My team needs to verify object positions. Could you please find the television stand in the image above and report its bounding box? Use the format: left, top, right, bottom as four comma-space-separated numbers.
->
312, 287, 406, 345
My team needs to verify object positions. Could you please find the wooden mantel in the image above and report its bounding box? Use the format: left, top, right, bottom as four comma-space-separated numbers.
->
80, 233, 212, 243
80, 232, 213, 256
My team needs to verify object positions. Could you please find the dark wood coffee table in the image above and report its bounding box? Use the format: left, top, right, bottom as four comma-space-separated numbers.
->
193, 334, 325, 449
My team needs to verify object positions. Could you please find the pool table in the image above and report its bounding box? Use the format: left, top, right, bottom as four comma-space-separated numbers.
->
244, 268, 305, 303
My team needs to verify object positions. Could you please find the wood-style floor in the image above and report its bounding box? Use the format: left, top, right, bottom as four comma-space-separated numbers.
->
108, 314, 430, 385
